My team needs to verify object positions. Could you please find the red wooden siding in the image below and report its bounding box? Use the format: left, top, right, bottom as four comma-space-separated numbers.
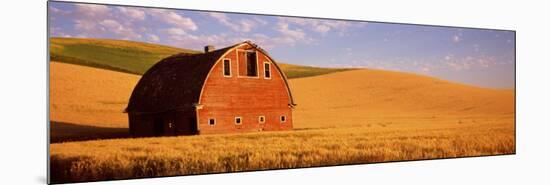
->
237, 50, 248, 76
198, 44, 293, 134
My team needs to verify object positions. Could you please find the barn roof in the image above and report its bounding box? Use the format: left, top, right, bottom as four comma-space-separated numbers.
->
126, 41, 295, 114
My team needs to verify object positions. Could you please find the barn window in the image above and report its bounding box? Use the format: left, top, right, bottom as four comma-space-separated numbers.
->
264, 62, 271, 79
235, 117, 242, 125
246, 51, 258, 77
258, 116, 265, 124
280, 115, 286, 123
223, 59, 231, 77
209, 118, 216, 126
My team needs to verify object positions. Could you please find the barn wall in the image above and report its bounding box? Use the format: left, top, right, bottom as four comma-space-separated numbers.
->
198, 44, 293, 134
128, 113, 156, 137
174, 109, 198, 135
129, 109, 198, 137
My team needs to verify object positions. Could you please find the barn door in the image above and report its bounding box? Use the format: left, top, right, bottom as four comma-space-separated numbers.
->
172, 111, 197, 135
153, 117, 164, 136
189, 116, 198, 134
153, 115, 177, 136
177, 116, 197, 135
165, 119, 176, 136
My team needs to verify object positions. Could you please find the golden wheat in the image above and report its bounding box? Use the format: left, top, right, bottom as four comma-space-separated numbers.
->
49, 62, 515, 183
50, 115, 514, 183
50, 62, 139, 128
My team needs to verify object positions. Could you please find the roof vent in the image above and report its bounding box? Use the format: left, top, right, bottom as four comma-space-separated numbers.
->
204, 45, 215, 53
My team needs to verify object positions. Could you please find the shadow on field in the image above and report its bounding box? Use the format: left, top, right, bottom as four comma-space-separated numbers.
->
50, 121, 130, 143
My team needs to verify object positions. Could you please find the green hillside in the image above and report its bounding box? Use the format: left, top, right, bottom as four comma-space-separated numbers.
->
50, 37, 200, 75
277, 63, 351, 79
49, 37, 352, 78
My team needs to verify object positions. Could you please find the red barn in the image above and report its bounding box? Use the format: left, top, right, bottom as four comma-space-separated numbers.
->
126, 41, 296, 136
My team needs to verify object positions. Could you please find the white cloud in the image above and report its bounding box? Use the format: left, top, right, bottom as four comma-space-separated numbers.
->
148, 9, 197, 31
71, 4, 113, 37
478, 59, 490, 68
207, 12, 260, 32
276, 22, 305, 39
74, 4, 111, 19
50, 27, 72, 37
70, 6, 146, 39
452, 34, 461, 43
208, 12, 230, 25
278, 17, 352, 34
161, 14, 316, 49
99, 19, 141, 39
74, 19, 101, 33
473, 44, 480, 52
476, 57, 498, 68
273, 22, 310, 46
49, 6, 69, 15
160, 26, 279, 50
238, 19, 256, 32
448, 61, 471, 70
444, 54, 453, 61
253, 17, 268, 25
49, 6, 60, 13
117, 7, 146, 21
446, 55, 469, 70
162, 27, 231, 49
313, 24, 331, 33
100, 19, 120, 28
213, 20, 316, 48
249, 33, 271, 47
147, 34, 160, 42
421, 67, 432, 72
445, 55, 497, 71
232, 33, 277, 49
164, 28, 187, 36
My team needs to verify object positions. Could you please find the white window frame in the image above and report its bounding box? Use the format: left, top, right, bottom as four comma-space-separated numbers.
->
208, 118, 216, 126
280, 115, 287, 123
235, 116, 243, 125
222, 58, 232, 77
258, 115, 266, 124
263, 61, 271, 79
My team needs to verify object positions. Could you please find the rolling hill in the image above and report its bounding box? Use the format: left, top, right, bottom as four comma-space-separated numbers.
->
50, 37, 197, 75
49, 37, 352, 78
50, 62, 140, 128
289, 69, 514, 128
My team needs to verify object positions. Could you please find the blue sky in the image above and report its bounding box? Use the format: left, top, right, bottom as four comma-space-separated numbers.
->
49, 2, 515, 89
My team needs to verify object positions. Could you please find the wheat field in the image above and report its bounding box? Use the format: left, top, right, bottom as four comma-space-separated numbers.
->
50, 117, 514, 183
49, 62, 515, 183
